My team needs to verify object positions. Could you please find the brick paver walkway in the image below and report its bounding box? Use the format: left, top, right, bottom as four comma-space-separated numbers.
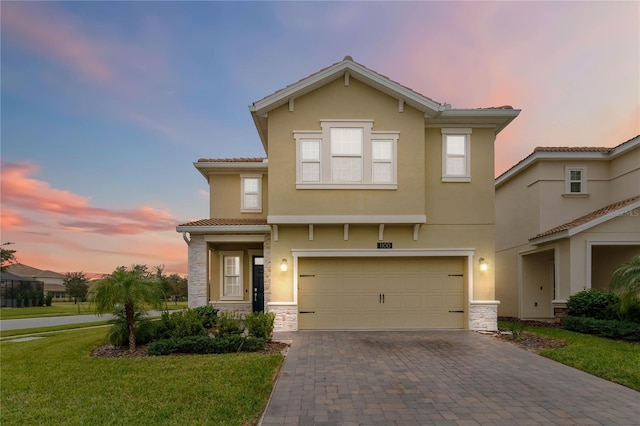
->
260, 331, 639, 425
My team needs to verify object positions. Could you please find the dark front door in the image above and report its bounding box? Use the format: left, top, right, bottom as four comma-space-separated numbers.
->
252, 256, 265, 312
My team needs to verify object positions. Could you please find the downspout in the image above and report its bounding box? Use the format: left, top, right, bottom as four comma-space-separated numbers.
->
182, 232, 191, 245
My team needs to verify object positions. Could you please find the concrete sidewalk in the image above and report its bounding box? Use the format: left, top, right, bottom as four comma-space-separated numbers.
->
0, 310, 167, 331
261, 331, 640, 425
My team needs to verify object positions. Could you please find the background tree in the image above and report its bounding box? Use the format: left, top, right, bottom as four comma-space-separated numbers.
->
92, 264, 164, 350
63, 272, 90, 311
610, 254, 640, 320
154, 265, 187, 304
1, 242, 17, 272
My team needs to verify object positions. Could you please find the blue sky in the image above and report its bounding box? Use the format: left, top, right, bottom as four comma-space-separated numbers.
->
1, 1, 638, 275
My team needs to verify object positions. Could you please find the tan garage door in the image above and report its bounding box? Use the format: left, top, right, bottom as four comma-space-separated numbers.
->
298, 257, 465, 330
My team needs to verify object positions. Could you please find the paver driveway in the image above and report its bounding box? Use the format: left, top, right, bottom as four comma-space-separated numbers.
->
260, 331, 639, 425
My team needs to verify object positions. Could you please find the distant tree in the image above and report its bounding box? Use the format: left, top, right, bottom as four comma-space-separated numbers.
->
154, 265, 187, 303
64, 272, 90, 310
92, 265, 164, 350
1, 242, 17, 272
610, 254, 640, 318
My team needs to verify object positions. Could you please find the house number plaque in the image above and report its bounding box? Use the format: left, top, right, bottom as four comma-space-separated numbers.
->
377, 242, 393, 249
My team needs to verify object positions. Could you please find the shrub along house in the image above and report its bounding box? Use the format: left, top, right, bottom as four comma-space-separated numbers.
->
177, 57, 520, 332
495, 135, 640, 320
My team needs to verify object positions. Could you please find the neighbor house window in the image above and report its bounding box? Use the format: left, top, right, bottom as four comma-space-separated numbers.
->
442, 128, 472, 182
221, 252, 243, 299
294, 120, 398, 189
241, 175, 262, 212
565, 166, 587, 194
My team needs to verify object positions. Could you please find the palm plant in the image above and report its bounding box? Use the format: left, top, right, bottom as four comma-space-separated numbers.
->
92, 265, 164, 350
610, 254, 640, 318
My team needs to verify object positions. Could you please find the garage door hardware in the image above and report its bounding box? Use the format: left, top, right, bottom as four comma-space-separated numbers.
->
379, 294, 385, 303
299, 274, 315, 277
448, 274, 463, 277
299, 311, 315, 314
448, 310, 464, 313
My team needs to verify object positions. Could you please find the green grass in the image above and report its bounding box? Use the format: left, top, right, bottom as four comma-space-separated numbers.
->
0, 301, 188, 319
500, 321, 640, 391
0, 322, 111, 338
1, 327, 283, 425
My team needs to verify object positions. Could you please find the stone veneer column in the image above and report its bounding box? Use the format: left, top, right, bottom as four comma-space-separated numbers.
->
187, 234, 208, 308
468, 301, 499, 331
263, 237, 271, 308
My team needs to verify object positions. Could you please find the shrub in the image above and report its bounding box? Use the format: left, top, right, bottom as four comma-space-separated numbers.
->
156, 309, 207, 339
44, 292, 54, 307
245, 311, 275, 342
192, 305, 218, 328
566, 289, 619, 320
216, 311, 243, 337
563, 316, 640, 341
147, 335, 266, 356
106, 307, 158, 346
510, 319, 525, 341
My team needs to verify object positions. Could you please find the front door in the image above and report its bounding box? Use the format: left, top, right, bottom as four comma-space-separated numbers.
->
252, 256, 264, 312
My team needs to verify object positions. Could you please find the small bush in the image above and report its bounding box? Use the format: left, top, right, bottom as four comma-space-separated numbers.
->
156, 309, 207, 339
566, 289, 619, 320
510, 320, 525, 341
216, 311, 243, 337
245, 311, 275, 342
106, 308, 157, 346
193, 305, 218, 328
563, 316, 640, 341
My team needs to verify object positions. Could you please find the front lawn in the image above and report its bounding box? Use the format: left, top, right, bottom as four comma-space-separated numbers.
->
1, 327, 283, 425
500, 322, 640, 391
0, 301, 188, 319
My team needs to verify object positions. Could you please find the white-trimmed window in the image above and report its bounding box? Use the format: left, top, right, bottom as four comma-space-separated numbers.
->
442, 128, 472, 182
565, 166, 587, 194
294, 120, 398, 189
221, 252, 243, 299
241, 175, 262, 212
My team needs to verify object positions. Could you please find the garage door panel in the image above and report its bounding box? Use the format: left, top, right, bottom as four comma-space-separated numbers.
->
298, 257, 465, 330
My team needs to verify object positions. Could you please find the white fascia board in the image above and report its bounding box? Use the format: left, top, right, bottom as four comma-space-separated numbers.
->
291, 248, 475, 258
175, 225, 271, 234
267, 215, 427, 224
250, 60, 441, 116
194, 161, 268, 180
430, 109, 521, 135
529, 200, 640, 244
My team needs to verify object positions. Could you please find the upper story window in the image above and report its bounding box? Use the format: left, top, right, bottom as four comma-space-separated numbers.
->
241, 175, 262, 212
294, 120, 398, 189
564, 166, 587, 195
442, 128, 472, 182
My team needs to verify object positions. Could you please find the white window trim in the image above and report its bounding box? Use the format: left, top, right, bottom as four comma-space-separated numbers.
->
220, 251, 244, 301
294, 120, 399, 189
240, 174, 263, 213
564, 165, 588, 195
442, 128, 472, 182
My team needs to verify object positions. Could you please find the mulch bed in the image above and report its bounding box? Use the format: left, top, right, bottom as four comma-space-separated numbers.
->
91, 341, 290, 358
494, 317, 567, 354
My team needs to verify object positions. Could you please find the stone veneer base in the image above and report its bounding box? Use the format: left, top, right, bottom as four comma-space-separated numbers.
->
468, 301, 499, 331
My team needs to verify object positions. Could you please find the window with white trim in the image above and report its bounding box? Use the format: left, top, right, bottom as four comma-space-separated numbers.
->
294, 120, 398, 189
221, 252, 243, 299
442, 128, 472, 182
565, 166, 587, 194
241, 175, 262, 212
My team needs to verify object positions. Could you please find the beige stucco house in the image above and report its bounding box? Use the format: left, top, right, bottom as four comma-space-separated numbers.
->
177, 57, 520, 332
495, 135, 640, 319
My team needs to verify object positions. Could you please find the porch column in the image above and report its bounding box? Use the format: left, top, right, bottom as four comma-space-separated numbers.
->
187, 234, 208, 308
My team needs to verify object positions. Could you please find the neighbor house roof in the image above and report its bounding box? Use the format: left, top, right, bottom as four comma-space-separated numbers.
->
496, 135, 640, 187
529, 195, 640, 244
5, 263, 65, 280
250, 56, 520, 151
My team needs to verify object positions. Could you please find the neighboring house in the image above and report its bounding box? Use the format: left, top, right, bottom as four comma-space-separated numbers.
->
177, 56, 520, 332
5, 263, 67, 299
495, 135, 640, 319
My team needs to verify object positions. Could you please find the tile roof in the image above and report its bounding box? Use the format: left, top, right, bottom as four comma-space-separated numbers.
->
5, 263, 65, 279
178, 218, 268, 227
197, 157, 266, 163
530, 195, 640, 241
533, 146, 612, 153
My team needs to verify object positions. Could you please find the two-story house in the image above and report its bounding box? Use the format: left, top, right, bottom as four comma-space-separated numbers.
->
495, 135, 640, 319
177, 57, 520, 332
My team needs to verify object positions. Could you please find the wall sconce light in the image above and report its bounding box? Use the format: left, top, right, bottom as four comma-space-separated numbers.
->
280, 259, 288, 272
479, 258, 488, 272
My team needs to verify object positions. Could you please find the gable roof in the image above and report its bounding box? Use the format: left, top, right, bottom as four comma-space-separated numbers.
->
496, 135, 640, 187
5, 263, 65, 280
529, 195, 640, 244
250, 56, 520, 150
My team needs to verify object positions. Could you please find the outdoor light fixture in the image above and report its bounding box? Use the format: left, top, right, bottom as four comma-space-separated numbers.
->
479, 258, 488, 271
280, 259, 288, 272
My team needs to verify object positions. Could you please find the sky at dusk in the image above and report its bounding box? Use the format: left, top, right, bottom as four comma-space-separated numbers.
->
1, 1, 638, 276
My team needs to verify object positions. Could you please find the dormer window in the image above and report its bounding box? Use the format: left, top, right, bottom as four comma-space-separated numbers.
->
565, 166, 587, 195
294, 120, 398, 189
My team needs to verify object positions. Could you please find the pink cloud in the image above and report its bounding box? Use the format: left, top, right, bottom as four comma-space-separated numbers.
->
1, 162, 178, 235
